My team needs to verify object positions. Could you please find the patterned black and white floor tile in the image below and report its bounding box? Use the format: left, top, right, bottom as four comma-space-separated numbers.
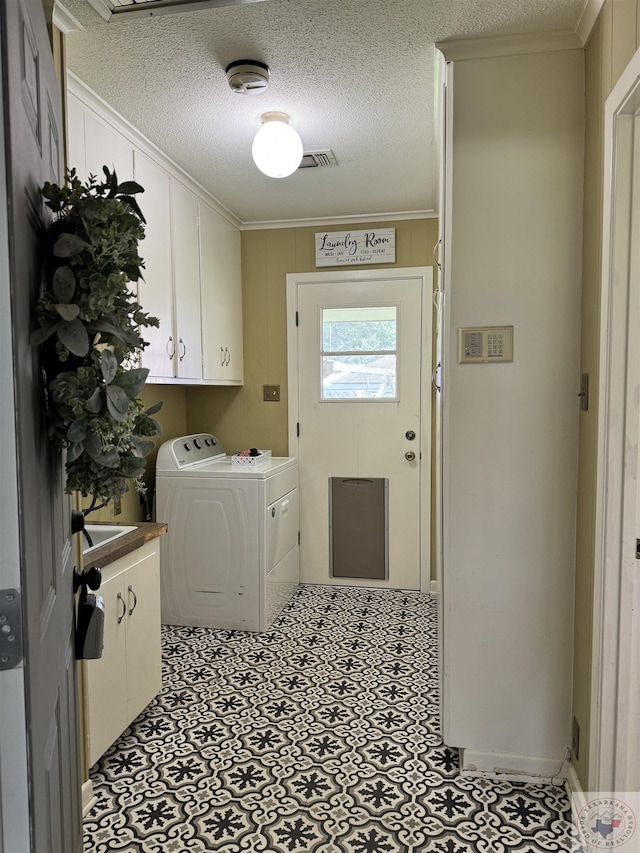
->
84, 585, 576, 852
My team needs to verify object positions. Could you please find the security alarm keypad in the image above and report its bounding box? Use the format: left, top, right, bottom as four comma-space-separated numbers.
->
458, 326, 514, 364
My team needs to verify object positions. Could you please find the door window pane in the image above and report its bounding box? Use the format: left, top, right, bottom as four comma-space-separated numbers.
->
321, 306, 397, 400
322, 306, 396, 352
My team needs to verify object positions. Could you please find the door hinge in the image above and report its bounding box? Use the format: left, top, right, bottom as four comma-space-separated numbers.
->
636, 539, 640, 560
298, 530, 301, 545
296, 311, 299, 327
0, 589, 23, 670
297, 422, 300, 437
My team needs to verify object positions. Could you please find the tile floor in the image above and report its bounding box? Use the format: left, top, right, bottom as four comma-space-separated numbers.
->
84, 585, 576, 852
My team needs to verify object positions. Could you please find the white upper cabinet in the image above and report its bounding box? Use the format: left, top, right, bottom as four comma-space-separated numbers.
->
66, 94, 86, 180
170, 179, 203, 380
84, 109, 134, 183
199, 201, 244, 383
65, 75, 244, 386
133, 149, 174, 379
67, 92, 134, 184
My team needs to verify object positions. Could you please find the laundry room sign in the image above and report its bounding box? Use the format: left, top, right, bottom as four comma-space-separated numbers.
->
315, 228, 395, 267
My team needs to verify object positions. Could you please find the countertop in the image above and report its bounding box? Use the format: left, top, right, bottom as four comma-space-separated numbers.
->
83, 521, 167, 569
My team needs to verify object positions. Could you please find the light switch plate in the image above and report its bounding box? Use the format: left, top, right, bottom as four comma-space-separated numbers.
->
263, 384, 280, 401
458, 326, 514, 364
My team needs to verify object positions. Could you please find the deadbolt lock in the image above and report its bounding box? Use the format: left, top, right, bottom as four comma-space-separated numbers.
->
405, 451, 416, 462
405, 430, 416, 440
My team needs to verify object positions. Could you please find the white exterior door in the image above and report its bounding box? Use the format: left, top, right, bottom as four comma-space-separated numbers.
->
288, 268, 431, 591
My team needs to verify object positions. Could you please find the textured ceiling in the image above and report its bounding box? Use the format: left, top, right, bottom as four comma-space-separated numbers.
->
64, 0, 589, 226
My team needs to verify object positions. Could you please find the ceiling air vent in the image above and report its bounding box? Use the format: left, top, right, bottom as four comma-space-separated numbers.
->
298, 150, 338, 169
86, 0, 269, 22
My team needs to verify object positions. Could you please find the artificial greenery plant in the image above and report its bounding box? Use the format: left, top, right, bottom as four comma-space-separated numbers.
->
31, 166, 162, 515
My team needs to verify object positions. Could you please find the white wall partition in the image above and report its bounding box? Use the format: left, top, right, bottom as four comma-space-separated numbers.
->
439, 46, 584, 777
591, 45, 640, 795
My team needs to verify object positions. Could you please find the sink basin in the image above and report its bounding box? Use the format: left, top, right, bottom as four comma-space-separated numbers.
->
83, 524, 137, 555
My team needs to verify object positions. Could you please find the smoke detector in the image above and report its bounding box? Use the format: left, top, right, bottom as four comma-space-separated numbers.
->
225, 60, 270, 95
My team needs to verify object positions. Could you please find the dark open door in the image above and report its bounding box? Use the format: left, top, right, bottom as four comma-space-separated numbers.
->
1, 0, 81, 850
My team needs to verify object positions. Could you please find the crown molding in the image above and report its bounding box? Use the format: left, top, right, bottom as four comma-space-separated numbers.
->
576, 0, 606, 46
240, 210, 437, 231
52, 1, 84, 32
84, 0, 113, 22
436, 0, 606, 61
436, 30, 582, 62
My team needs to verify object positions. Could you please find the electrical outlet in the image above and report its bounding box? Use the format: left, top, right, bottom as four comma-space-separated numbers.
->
113, 496, 122, 516
263, 384, 280, 402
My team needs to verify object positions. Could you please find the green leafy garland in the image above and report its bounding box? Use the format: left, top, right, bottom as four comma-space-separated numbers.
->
32, 167, 162, 514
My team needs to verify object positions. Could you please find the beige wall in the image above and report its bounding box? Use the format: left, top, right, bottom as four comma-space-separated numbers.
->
85, 384, 187, 523
101, 219, 435, 524
573, 0, 640, 789
185, 218, 438, 455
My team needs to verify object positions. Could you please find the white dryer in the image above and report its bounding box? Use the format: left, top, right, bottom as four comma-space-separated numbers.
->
155, 434, 299, 631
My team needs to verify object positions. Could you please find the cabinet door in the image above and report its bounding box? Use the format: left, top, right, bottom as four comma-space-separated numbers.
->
171, 179, 202, 379
84, 108, 134, 183
200, 201, 244, 383
83, 570, 128, 769
134, 150, 175, 379
124, 546, 162, 722
66, 94, 86, 181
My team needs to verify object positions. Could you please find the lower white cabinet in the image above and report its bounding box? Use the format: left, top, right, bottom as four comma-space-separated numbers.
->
82, 540, 162, 769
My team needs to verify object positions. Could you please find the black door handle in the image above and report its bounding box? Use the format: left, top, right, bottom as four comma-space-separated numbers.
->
73, 566, 102, 595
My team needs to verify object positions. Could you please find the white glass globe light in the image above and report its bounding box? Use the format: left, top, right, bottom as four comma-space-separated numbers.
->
252, 112, 303, 178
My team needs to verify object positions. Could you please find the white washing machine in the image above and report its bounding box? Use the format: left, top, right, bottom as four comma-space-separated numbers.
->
155, 434, 299, 631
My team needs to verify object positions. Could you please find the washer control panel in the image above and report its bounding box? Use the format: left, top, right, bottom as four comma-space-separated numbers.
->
162, 434, 227, 469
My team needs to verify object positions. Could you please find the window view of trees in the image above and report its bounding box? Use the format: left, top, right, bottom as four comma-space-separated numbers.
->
322, 319, 396, 354
322, 308, 397, 399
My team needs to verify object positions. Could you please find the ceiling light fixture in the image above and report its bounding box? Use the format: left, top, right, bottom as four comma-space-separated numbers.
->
252, 111, 303, 179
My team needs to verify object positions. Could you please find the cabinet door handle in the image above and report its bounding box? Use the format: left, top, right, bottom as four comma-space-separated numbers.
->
225, 347, 231, 366
432, 362, 441, 393
166, 336, 176, 358
220, 346, 225, 366
128, 584, 137, 616
178, 338, 186, 362
433, 237, 442, 271
117, 592, 126, 624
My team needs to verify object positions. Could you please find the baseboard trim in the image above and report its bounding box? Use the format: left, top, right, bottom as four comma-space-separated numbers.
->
564, 760, 586, 819
460, 748, 568, 784
429, 580, 440, 595
82, 779, 96, 817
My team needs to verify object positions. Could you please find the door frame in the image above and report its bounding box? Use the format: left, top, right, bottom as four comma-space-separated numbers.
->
286, 266, 433, 593
591, 46, 640, 793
